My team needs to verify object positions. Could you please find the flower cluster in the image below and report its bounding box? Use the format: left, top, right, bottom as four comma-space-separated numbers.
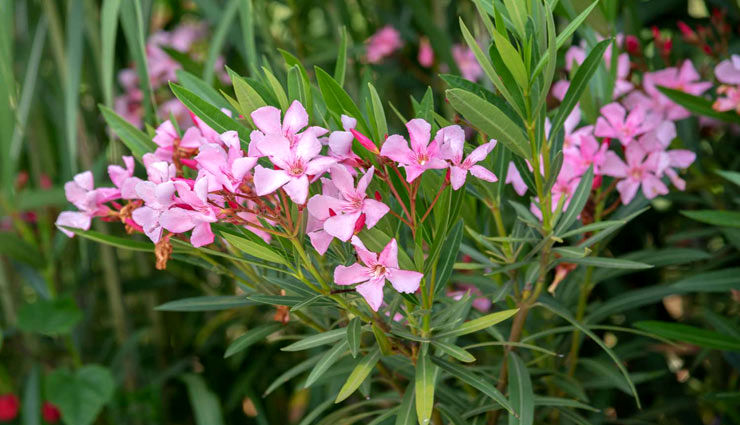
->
506, 35, 703, 214
57, 100, 498, 311
115, 21, 227, 128
713, 55, 740, 113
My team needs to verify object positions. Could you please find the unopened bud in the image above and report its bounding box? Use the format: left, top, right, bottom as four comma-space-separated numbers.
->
374, 191, 382, 201
625, 35, 641, 55
350, 129, 379, 154
445, 168, 451, 184
677, 21, 696, 41
353, 213, 366, 235
328, 208, 336, 217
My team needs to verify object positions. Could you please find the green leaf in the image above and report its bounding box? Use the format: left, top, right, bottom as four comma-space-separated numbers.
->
491, 31, 528, 89
414, 351, 435, 425
446, 88, 529, 158
181, 374, 225, 425
508, 352, 534, 425
17, 297, 82, 336
372, 323, 393, 356
229, 69, 266, 125
46, 365, 115, 425
99, 105, 157, 161
716, 169, 740, 187
119, 0, 155, 124
221, 232, 288, 265
305, 340, 349, 388
334, 26, 348, 86
67, 227, 157, 251
564, 256, 653, 270
368, 83, 388, 143
263, 353, 322, 396
202, 0, 239, 85
100, 0, 121, 107
170, 82, 251, 142
657, 86, 740, 123
335, 347, 381, 403
0, 233, 43, 268
431, 356, 515, 415
555, 166, 593, 234
156, 296, 251, 312
395, 382, 417, 425
533, 396, 599, 412
224, 323, 281, 358
634, 321, 740, 351
537, 296, 641, 408
282, 328, 347, 352
431, 341, 476, 363
21, 365, 41, 425
434, 220, 464, 295
177, 69, 231, 111
588, 268, 740, 322
262, 66, 289, 110
238, 0, 259, 75
549, 39, 611, 140
436, 308, 519, 338
681, 210, 740, 228
347, 317, 362, 358
315, 67, 369, 134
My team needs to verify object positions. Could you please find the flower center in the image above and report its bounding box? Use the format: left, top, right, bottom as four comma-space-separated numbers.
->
629, 167, 643, 180
288, 161, 305, 177
372, 264, 387, 278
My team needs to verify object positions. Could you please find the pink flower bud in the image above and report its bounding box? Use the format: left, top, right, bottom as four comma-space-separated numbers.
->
353, 213, 366, 235
350, 129, 379, 154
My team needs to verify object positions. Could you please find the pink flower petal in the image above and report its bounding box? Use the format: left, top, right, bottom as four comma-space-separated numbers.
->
251, 106, 282, 134
283, 175, 309, 204
282, 100, 309, 135
324, 212, 362, 241
387, 269, 423, 294
378, 238, 399, 269
355, 278, 385, 311
253, 165, 291, 196
334, 263, 371, 285
380, 135, 412, 164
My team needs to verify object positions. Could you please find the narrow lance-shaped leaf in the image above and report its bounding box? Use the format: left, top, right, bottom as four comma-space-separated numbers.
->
431, 356, 515, 415
415, 350, 435, 425
305, 340, 349, 388
224, 323, 281, 358
549, 39, 611, 141
282, 328, 347, 352
395, 382, 417, 425
446, 88, 529, 158
634, 321, 740, 351
555, 166, 594, 234
436, 308, 519, 338
508, 352, 534, 425
347, 317, 362, 358
335, 347, 381, 403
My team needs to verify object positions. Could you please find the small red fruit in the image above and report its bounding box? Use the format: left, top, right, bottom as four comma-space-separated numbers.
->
42, 402, 62, 424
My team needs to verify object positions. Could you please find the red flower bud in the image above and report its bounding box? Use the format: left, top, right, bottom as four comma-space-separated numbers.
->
353, 213, 366, 235
651, 26, 661, 41
625, 35, 640, 55
328, 208, 336, 217
445, 168, 451, 184
662, 38, 673, 54
42, 402, 62, 424
677, 21, 696, 40
702, 44, 713, 55
350, 129, 379, 155
374, 191, 382, 201
592, 174, 603, 190
0, 394, 19, 422
40, 174, 53, 189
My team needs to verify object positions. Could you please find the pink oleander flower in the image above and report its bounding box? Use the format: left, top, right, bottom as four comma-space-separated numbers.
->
436, 125, 497, 189
564, 134, 608, 176
551, 80, 570, 101
249, 100, 327, 157
132, 161, 178, 243
334, 237, 423, 311
326, 115, 363, 170
713, 85, 740, 113
366, 26, 402, 64
601, 143, 668, 204
195, 131, 257, 192
637, 122, 695, 190
152, 120, 206, 162
632, 60, 712, 121
306, 166, 389, 252
531, 166, 583, 219
594, 102, 655, 146
448, 284, 492, 313
159, 176, 218, 247
380, 119, 447, 182
108, 155, 142, 199
55, 171, 119, 237
564, 45, 586, 71
252, 125, 336, 204
418, 37, 434, 67
505, 162, 528, 196
715, 55, 740, 85
613, 53, 635, 98
452, 44, 483, 82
